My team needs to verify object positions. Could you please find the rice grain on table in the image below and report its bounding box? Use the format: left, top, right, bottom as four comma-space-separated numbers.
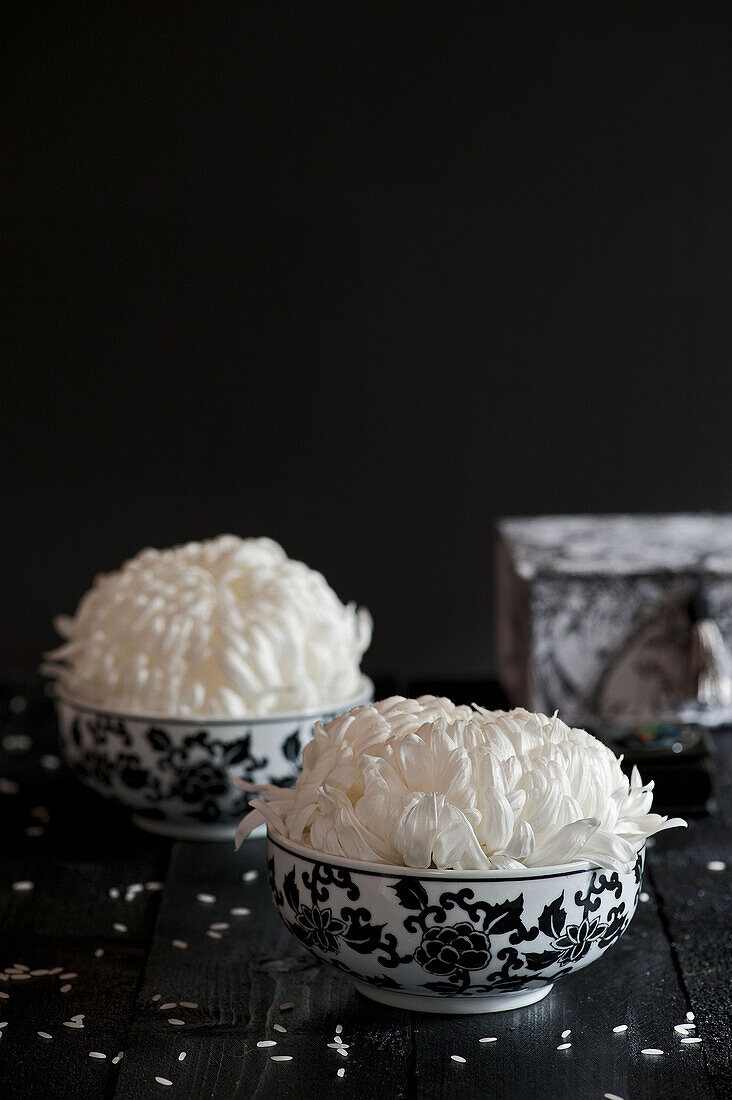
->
172, 940, 188, 950
557, 1043, 571, 1051
612, 1025, 628, 1033
279, 1002, 294, 1011
160, 1003, 177, 1011
686, 1012, 695, 1021
257, 1040, 277, 1048
479, 1037, 497, 1043
179, 1052, 186, 1061
337, 1068, 345, 1078
179, 1002, 198, 1009
450, 1055, 466, 1064
196, 893, 216, 904
604, 1093, 625, 1100
168, 1019, 185, 1026
561, 1029, 571, 1038
271, 1056, 293, 1062
242, 870, 258, 882
230, 908, 250, 917
12, 881, 34, 891
113, 923, 128, 933
38, 1032, 52, 1039
681, 1037, 703, 1045
60, 984, 72, 993
155, 1078, 173, 1087
706, 860, 726, 871
273, 1024, 286, 1033
94, 949, 104, 958
89, 1052, 106, 1059
641, 1048, 664, 1055
206, 931, 223, 940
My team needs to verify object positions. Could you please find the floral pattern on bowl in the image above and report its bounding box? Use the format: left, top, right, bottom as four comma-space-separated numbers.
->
55, 678, 373, 840
265, 830, 645, 1013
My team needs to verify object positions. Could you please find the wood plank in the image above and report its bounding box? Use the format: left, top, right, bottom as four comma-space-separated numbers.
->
0, 682, 171, 1100
646, 734, 732, 1099
112, 839, 414, 1099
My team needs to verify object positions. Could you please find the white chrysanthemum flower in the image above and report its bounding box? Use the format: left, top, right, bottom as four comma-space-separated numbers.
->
236, 698, 685, 871
44, 536, 371, 718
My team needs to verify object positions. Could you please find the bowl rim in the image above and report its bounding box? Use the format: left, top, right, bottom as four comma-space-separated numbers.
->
267, 828, 645, 883
54, 675, 374, 726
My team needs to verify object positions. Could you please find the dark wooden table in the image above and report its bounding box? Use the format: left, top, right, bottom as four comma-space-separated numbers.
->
0, 674, 730, 1100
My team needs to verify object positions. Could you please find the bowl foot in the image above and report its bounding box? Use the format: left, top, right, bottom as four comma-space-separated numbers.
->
353, 980, 553, 1014
131, 814, 250, 842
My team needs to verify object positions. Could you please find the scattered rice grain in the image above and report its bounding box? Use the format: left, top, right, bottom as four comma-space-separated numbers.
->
242, 870, 258, 882
12, 881, 33, 891
257, 1040, 277, 1048
113, 923, 128, 933
681, 1037, 703, 1045
179, 1052, 186, 1061
196, 893, 216, 904
94, 949, 104, 958
451, 1055, 466, 1064
279, 1002, 294, 1011
179, 1002, 198, 1009
40, 755, 61, 770
155, 1078, 173, 1087
561, 1029, 571, 1038
337, 1068, 345, 1078
60, 984, 72, 994
479, 1037, 497, 1043
209, 923, 229, 931
89, 1052, 106, 1059
168, 1019, 185, 1026
146, 882, 164, 891
686, 1012, 695, 1021
38, 1032, 52, 1039
271, 1056, 293, 1062
612, 1025, 628, 1033
230, 908, 250, 917
641, 1048, 664, 1055
206, 930, 222, 940
172, 940, 188, 950
273, 1024, 286, 1033
557, 1043, 571, 1051
706, 860, 726, 872
640, 892, 650, 902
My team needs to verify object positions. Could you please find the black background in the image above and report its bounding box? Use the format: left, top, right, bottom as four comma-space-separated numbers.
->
4, 4, 732, 681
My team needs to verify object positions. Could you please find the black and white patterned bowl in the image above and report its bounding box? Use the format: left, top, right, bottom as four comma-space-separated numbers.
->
54, 677, 373, 841
266, 830, 645, 1014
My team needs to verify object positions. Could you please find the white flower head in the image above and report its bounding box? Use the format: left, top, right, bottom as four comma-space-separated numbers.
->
44, 536, 371, 718
236, 697, 686, 871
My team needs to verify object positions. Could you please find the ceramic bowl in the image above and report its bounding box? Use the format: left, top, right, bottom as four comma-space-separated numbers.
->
265, 830, 645, 1014
55, 677, 373, 841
